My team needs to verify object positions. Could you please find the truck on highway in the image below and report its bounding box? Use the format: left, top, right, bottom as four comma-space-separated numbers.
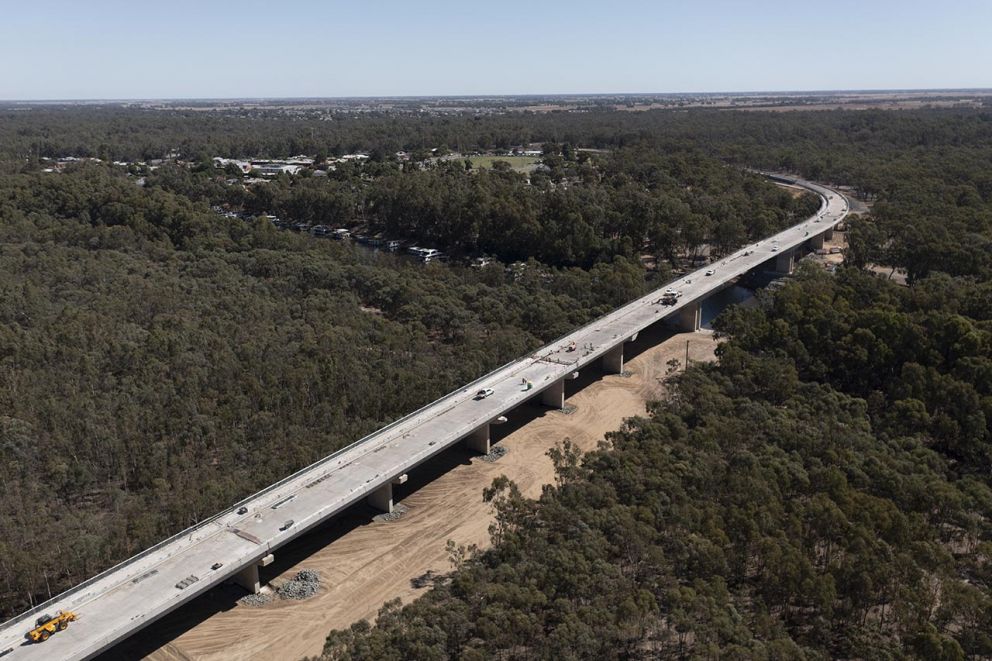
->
26, 610, 77, 643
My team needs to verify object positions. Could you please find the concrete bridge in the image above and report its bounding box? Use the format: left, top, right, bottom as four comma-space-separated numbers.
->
0, 176, 848, 660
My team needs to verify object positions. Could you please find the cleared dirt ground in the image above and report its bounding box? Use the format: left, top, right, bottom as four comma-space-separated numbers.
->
106, 326, 719, 661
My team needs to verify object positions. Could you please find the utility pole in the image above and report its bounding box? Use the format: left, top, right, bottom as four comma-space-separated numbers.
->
685, 340, 690, 372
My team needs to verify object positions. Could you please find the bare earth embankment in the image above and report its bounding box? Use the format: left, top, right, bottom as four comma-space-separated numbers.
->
115, 327, 718, 661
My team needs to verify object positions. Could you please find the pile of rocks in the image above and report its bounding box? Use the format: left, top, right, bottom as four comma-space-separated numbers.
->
277, 569, 321, 600
481, 445, 508, 463
237, 592, 272, 607
376, 502, 409, 522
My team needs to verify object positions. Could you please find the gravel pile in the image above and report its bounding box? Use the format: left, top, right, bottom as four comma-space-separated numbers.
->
374, 502, 409, 522
277, 569, 321, 600
481, 445, 508, 463
295, 568, 320, 583
238, 592, 272, 607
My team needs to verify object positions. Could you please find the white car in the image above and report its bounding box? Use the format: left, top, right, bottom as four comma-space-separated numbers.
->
771, 246, 779, 252
705, 269, 715, 276
475, 388, 495, 400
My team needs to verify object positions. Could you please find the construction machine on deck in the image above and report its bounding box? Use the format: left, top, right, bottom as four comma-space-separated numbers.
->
26, 610, 77, 643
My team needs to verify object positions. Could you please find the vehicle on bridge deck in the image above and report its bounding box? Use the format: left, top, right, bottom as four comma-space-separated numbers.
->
660, 288, 681, 305
475, 387, 495, 400
26, 610, 77, 643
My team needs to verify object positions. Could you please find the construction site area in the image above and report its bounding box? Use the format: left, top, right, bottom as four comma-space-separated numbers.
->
98, 325, 719, 661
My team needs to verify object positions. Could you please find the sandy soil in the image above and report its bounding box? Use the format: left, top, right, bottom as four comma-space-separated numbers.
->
107, 327, 719, 661
822, 229, 847, 267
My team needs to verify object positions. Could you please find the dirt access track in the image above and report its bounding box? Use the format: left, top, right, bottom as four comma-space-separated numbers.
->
104, 326, 719, 661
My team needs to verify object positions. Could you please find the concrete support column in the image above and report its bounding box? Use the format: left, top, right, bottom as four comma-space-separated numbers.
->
464, 424, 491, 454
809, 234, 824, 250
824, 228, 834, 240
234, 563, 260, 594
368, 482, 393, 514
540, 379, 565, 410
774, 250, 795, 274
671, 301, 701, 332
601, 344, 624, 374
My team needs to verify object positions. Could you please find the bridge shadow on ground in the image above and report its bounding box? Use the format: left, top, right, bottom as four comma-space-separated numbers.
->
95, 582, 241, 660
393, 442, 474, 500
614, 319, 677, 367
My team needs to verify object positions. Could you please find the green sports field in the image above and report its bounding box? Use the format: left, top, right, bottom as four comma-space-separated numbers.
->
466, 155, 541, 171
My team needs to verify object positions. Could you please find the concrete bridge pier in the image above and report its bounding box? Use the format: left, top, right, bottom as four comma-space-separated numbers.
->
540, 379, 565, 409
809, 233, 825, 250
670, 301, 701, 332
824, 227, 834, 240
464, 424, 491, 454
774, 250, 795, 274
601, 344, 624, 374
233, 553, 274, 594
368, 482, 394, 513
368, 474, 410, 513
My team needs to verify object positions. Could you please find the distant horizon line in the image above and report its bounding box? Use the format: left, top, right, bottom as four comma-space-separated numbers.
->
2, 87, 992, 104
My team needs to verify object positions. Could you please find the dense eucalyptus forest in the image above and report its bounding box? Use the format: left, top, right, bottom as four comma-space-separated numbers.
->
0, 104, 990, 660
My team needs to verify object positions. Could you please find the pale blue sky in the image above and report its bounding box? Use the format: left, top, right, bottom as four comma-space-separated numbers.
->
1, 0, 989, 100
